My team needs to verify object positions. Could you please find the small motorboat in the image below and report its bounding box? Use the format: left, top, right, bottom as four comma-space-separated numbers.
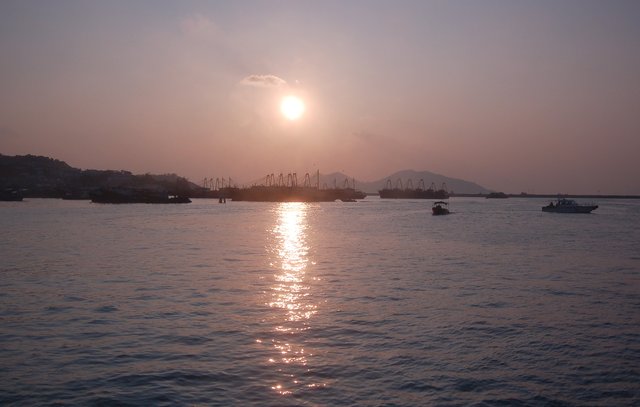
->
432, 201, 450, 215
542, 198, 598, 213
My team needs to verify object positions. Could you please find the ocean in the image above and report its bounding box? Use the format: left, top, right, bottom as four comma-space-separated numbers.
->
1, 197, 639, 406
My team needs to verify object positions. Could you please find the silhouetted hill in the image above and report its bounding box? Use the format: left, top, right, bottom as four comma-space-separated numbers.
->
0, 154, 77, 178
0, 154, 201, 198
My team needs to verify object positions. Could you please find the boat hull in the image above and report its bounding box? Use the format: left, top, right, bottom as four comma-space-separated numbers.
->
542, 205, 598, 213
228, 186, 365, 202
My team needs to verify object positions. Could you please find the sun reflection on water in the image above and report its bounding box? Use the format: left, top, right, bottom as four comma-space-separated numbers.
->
262, 202, 323, 396
268, 203, 317, 324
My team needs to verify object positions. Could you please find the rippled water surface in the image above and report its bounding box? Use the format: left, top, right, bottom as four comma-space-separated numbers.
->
1, 197, 639, 406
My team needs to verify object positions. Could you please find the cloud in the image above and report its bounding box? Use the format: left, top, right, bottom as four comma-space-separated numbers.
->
180, 14, 219, 40
240, 75, 287, 88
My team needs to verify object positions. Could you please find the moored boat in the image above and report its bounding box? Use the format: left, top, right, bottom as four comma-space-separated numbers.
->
90, 187, 191, 204
227, 185, 365, 202
486, 192, 508, 199
0, 187, 23, 201
542, 198, 597, 213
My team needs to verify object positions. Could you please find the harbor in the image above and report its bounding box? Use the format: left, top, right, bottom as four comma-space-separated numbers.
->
202, 171, 366, 202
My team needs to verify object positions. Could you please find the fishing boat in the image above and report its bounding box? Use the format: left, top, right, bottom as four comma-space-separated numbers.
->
542, 198, 598, 213
486, 192, 508, 199
432, 201, 450, 215
227, 171, 366, 202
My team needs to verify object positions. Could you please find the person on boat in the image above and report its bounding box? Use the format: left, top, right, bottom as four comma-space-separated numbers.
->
549, 201, 554, 207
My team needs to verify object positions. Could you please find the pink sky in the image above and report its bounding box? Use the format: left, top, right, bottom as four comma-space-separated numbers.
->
1, 1, 639, 194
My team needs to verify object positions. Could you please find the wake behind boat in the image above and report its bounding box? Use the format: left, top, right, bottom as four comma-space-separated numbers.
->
542, 198, 598, 213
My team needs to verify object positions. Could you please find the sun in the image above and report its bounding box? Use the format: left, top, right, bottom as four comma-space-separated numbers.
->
280, 95, 305, 121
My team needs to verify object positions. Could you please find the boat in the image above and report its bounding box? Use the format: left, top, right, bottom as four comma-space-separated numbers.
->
486, 192, 508, 199
225, 171, 366, 202
90, 188, 191, 204
61, 189, 92, 200
0, 187, 23, 201
229, 186, 342, 202
227, 185, 365, 202
542, 198, 598, 213
432, 201, 450, 215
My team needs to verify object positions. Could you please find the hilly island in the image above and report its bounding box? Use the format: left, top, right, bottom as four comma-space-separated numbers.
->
0, 154, 491, 201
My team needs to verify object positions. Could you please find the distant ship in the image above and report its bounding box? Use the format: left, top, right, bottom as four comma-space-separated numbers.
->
542, 198, 598, 213
486, 192, 508, 199
379, 179, 449, 199
226, 186, 365, 202
215, 172, 366, 203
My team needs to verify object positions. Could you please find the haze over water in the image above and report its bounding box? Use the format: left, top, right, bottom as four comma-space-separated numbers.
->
1, 198, 639, 405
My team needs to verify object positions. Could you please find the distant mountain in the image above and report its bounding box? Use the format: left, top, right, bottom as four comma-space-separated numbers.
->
320, 169, 490, 194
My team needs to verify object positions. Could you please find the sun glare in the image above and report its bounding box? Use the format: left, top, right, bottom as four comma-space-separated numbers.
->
280, 95, 305, 121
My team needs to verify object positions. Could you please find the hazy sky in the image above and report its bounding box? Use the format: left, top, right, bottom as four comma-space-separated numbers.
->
1, 1, 639, 194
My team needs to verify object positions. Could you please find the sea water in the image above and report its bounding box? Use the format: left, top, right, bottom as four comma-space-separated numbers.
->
1, 197, 639, 406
